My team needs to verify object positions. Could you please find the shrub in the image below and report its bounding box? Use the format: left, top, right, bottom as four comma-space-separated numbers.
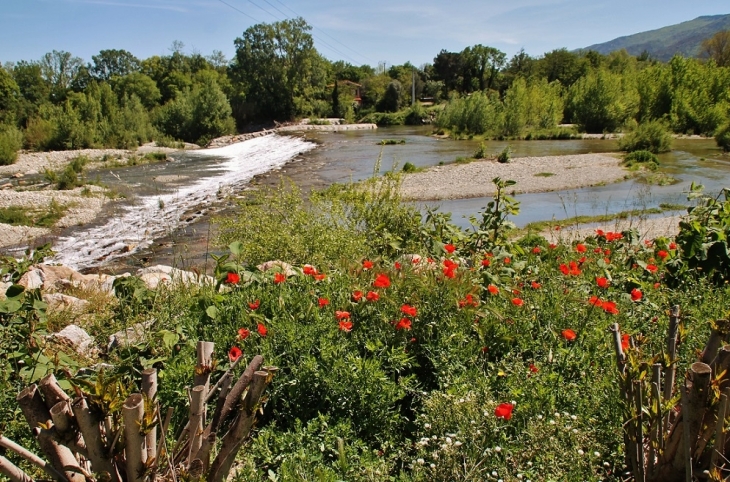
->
618, 120, 672, 153
716, 122, 730, 152
624, 150, 658, 164
473, 142, 487, 159
497, 145, 512, 163
402, 162, 418, 173
0, 124, 22, 165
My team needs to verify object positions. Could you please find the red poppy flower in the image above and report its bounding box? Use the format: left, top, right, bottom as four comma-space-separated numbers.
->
394, 262, 402, 270
443, 267, 456, 278
443, 259, 458, 269
588, 295, 603, 307
401, 304, 417, 317
531, 281, 541, 289
427, 257, 434, 264
303, 265, 317, 276
395, 317, 412, 330
621, 333, 630, 351
481, 258, 491, 267
604, 249, 611, 256
549, 243, 557, 249
529, 363, 539, 373
314, 273, 326, 281
444, 244, 456, 254
226, 272, 240, 284
511, 297, 524, 306
576, 243, 587, 253
596, 229, 605, 237
366, 291, 379, 302
338, 320, 353, 332
318, 297, 329, 308
561, 329, 577, 341
237, 328, 250, 340
494, 403, 514, 420
532, 246, 541, 254
646, 264, 658, 273
335, 310, 351, 320
630, 288, 642, 301
596, 277, 609, 288
362, 260, 373, 270
373, 274, 391, 288
644, 239, 654, 247
503, 257, 511, 264
248, 299, 260, 310
669, 242, 677, 250
657, 250, 668, 260
578, 256, 587, 264
257, 323, 268, 336
488, 284, 499, 295
228, 346, 242, 362
602, 301, 619, 315
654, 282, 661, 289
273, 273, 286, 284
458, 294, 478, 308
559, 263, 569, 275
352, 291, 363, 302
593, 247, 602, 254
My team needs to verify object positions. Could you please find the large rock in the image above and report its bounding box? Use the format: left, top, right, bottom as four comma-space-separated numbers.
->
0, 281, 12, 300
136, 265, 214, 289
18, 264, 113, 292
52, 324, 94, 355
257, 260, 296, 276
108, 319, 154, 351
42, 293, 89, 312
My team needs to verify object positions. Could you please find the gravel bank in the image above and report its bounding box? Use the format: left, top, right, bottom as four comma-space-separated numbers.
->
541, 215, 683, 243
400, 153, 628, 201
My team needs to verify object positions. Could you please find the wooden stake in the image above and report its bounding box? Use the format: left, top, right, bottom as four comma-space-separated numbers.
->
219, 355, 263, 424
0, 435, 66, 482
122, 394, 146, 482
0, 455, 34, 482
71, 396, 118, 481
701, 325, 726, 365
711, 388, 730, 471
664, 306, 681, 402
194, 341, 215, 393
188, 386, 206, 464
38, 374, 70, 410
16, 385, 84, 482
686, 362, 712, 455
142, 368, 158, 462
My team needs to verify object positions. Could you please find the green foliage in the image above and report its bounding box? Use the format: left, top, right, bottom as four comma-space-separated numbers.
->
378, 139, 405, 145
0, 200, 67, 228
716, 122, 730, 151
0, 124, 22, 165
497, 145, 512, 163
625, 150, 658, 163
473, 141, 488, 159
402, 162, 420, 173
567, 68, 638, 133
436, 91, 502, 136
619, 119, 672, 153
377, 80, 403, 112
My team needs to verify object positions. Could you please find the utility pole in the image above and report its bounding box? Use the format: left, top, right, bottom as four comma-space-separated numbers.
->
412, 68, 416, 106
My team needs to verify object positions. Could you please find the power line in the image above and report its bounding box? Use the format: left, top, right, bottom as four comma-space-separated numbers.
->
216, 0, 259, 23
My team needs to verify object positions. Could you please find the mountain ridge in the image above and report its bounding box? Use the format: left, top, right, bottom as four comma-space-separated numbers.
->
582, 14, 730, 61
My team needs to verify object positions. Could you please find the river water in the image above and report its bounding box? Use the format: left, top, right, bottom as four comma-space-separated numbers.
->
43, 126, 729, 272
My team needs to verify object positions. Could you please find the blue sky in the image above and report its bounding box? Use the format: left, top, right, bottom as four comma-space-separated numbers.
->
1, 0, 728, 68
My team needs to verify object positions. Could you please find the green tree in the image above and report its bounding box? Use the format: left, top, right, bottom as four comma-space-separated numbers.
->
39, 50, 84, 101
0, 67, 20, 124
537, 48, 586, 87
90, 49, 141, 80
111, 72, 161, 109
432, 50, 465, 95
701, 30, 730, 67
462, 44, 506, 91
230, 17, 323, 122
378, 80, 403, 112
567, 68, 638, 133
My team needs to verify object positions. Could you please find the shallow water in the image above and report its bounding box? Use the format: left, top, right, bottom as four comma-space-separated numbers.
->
31, 128, 729, 271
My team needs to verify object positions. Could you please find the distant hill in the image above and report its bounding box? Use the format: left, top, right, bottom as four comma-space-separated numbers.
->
582, 14, 730, 61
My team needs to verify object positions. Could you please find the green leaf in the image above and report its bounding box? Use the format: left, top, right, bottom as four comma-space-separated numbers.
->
5, 284, 24, 298
206, 306, 218, 320
229, 241, 244, 256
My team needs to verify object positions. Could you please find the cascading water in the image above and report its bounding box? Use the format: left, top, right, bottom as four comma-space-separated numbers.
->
50, 134, 315, 270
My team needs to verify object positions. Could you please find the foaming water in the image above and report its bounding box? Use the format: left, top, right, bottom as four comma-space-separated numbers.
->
50, 134, 315, 270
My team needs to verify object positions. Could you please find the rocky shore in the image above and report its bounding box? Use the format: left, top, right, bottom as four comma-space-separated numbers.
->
399, 153, 628, 201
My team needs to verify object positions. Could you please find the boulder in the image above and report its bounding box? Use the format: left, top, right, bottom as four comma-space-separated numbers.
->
17, 269, 43, 290
108, 319, 154, 351
52, 324, 94, 355
138, 271, 172, 290
136, 265, 214, 289
257, 260, 296, 277
43, 293, 89, 312
0, 281, 11, 300
18, 265, 113, 292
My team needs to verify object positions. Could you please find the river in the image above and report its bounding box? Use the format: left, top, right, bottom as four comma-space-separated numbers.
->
46, 126, 729, 272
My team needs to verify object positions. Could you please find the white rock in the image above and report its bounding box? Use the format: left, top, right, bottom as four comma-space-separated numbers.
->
53, 324, 93, 354
138, 272, 172, 290
257, 260, 296, 276
136, 265, 214, 288
107, 319, 154, 351
18, 269, 44, 290
0, 281, 11, 299
43, 293, 89, 312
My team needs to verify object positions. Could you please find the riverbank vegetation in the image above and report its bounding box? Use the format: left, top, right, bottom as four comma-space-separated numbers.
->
2, 20, 730, 163
3, 177, 730, 480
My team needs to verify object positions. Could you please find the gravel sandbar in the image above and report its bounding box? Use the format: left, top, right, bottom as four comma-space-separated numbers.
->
400, 153, 628, 201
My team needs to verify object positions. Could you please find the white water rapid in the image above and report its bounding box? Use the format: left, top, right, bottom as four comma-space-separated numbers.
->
50, 134, 315, 270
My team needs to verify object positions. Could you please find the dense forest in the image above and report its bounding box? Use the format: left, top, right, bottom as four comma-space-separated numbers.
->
1, 17, 730, 165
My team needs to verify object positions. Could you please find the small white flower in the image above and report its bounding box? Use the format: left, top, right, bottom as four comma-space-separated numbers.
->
494, 446, 502, 453
430, 463, 436, 469
432, 435, 437, 440
573, 428, 578, 434
594, 452, 600, 457
492, 470, 498, 477
517, 475, 523, 480
549, 419, 556, 425
527, 461, 532, 467
554, 412, 560, 418
571, 414, 577, 421
446, 437, 452, 444
417, 458, 425, 465
470, 420, 476, 424
511, 400, 517, 406
454, 441, 462, 447
603, 461, 610, 467
424, 423, 431, 429
563, 411, 569, 417
537, 414, 543, 420
577, 449, 584, 456
459, 398, 465, 403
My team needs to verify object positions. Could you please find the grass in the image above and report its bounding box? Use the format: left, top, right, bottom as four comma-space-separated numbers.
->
0, 199, 68, 228
639, 171, 679, 186
520, 206, 679, 233
534, 172, 555, 177
378, 139, 406, 145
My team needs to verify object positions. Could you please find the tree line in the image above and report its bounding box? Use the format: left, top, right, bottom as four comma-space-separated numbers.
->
1, 19, 730, 164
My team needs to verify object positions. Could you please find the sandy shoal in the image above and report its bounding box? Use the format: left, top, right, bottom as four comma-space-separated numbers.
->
400, 153, 628, 201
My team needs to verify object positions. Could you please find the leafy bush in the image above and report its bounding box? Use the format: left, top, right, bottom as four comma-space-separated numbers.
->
716, 122, 730, 151
497, 145, 512, 163
473, 141, 487, 159
402, 162, 418, 173
0, 124, 22, 165
618, 119, 672, 153
624, 150, 658, 164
